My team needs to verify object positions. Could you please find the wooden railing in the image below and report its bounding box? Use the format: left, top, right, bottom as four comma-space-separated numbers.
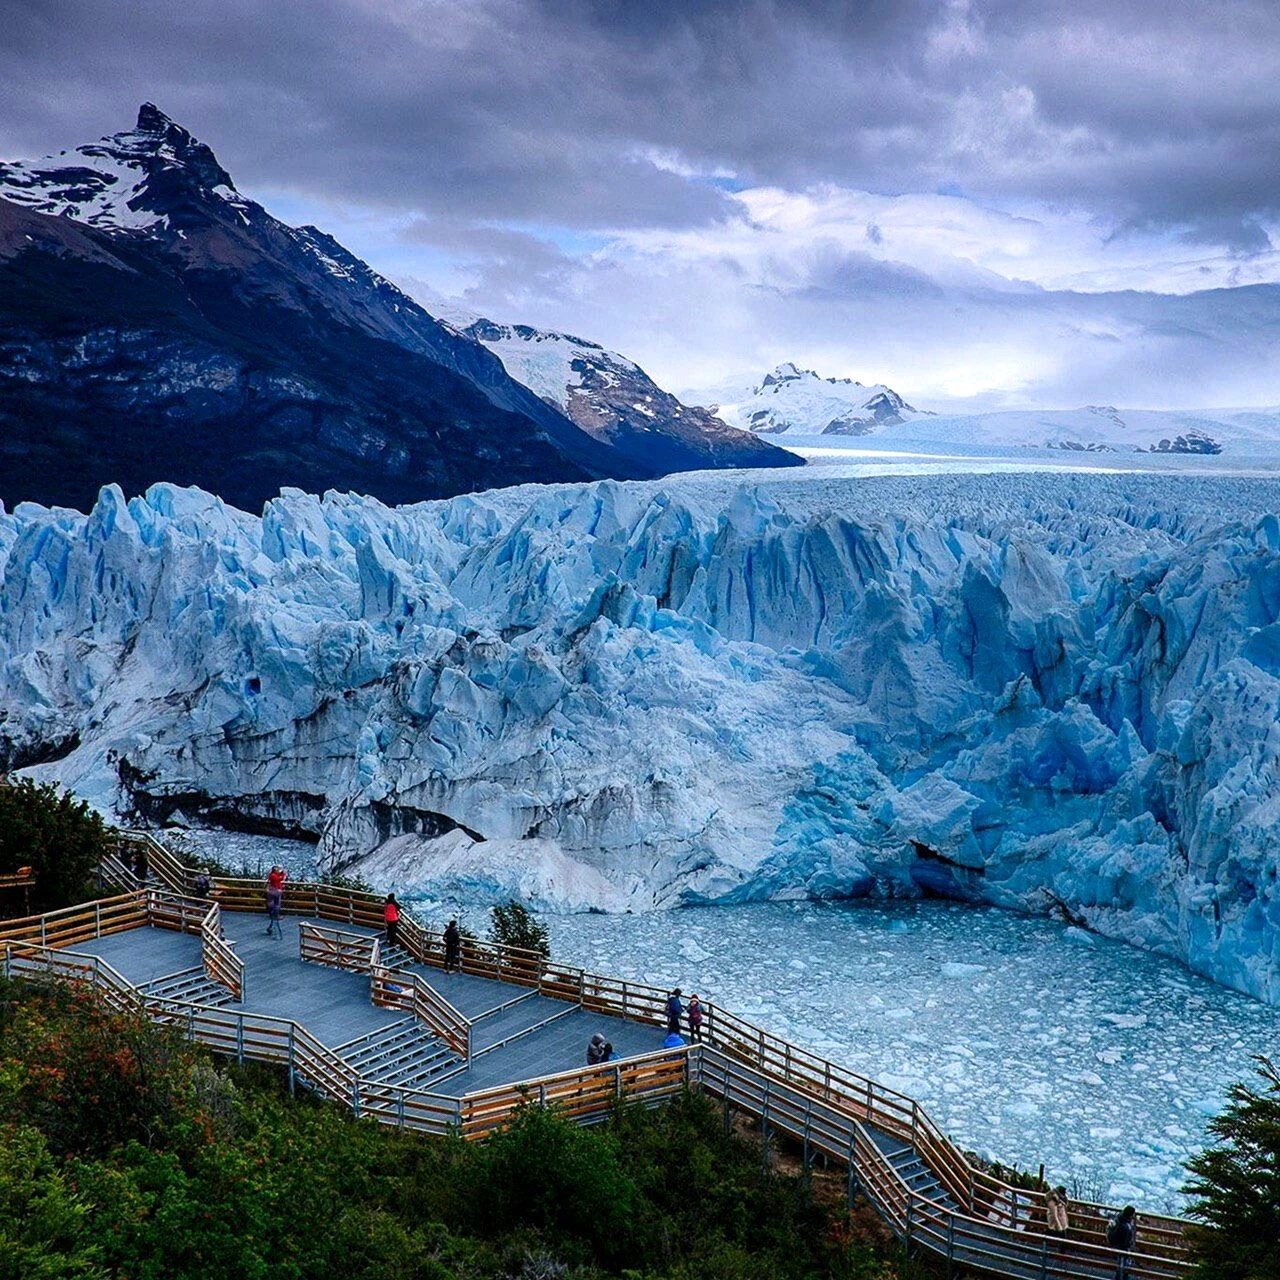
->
693, 1046, 1186, 1280
459, 1046, 691, 1140
299, 920, 378, 973
697, 1001, 1191, 1267
200, 902, 244, 1001
0, 892, 147, 950
98, 851, 137, 894
3, 938, 461, 1134
146, 888, 209, 935
371, 965, 472, 1062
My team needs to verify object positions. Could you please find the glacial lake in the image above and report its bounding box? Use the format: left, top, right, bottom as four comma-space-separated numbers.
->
548, 898, 1279, 1215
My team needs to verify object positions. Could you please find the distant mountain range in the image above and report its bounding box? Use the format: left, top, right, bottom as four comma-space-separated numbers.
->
686, 364, 1280, 455
0, 105, 794, 513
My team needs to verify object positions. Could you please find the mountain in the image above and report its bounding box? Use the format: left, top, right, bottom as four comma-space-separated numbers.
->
452, 320, 799, 476
855, 404, 1280, 455
700, 363, 927, 436
0, 107, 779, 514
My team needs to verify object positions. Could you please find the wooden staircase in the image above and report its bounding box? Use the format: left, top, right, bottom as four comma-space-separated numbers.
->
335, 1016, 465, 1090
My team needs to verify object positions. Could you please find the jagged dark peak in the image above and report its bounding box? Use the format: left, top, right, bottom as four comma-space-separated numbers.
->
0, 105, 238, 233
136, 102, 175, 134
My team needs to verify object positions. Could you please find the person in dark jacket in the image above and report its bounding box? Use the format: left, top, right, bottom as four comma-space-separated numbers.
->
1108, 1205, 1137, 1279
586, 1033, 607, 1066
443, 919, 461, 973
666, 988, 684, 1035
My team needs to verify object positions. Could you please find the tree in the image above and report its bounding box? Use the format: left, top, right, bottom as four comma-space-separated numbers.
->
1184, 1056, 1280, 1280
0, 779, 113, 912
488, 900, 550, 957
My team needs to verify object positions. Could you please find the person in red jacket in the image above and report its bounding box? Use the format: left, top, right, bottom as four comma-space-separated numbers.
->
384, 893, 401, 948
265, 865, 287, 938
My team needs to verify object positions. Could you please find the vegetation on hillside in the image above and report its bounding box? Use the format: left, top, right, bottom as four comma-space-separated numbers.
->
0, 977, 907, 1279
1184, 1056, 1280, 1280
0, 778, 115, 912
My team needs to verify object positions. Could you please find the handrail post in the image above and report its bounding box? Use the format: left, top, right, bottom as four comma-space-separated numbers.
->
946, 1213, 955, 1278
237, 1014, 244, 1065
761, 1079, 771, 1174
1038, 1234, 1049, 1280
288, 1026, 296, 1096
905, 1198, 914, 1250
95, 901, 101, 938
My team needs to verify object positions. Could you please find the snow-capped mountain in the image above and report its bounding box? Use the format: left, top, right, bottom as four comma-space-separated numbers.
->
859, 404, 1280, 455
4, 470, 1278, 1006
692, 363, 1280, 454
456, 319, 798, 475
0, 106, 783, 514
705, 363, 927, 436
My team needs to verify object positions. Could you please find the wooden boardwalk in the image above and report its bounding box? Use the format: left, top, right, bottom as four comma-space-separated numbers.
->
0, 837, 1198, 1280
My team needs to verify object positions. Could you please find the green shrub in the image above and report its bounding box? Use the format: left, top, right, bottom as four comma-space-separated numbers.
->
1185, 1056, 1280, 1280
489, 900, 550, 957
0, 779, 113, 912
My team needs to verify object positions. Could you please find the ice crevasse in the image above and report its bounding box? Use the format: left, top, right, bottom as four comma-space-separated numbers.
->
0, 470, 1277, 1003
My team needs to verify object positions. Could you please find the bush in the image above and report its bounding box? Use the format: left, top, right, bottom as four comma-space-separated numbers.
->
0, 981, 197, 1158
1184, 1056, 1280, 1280
489, 900, 550, 957
0, 779, 114, 912
465, 1103, 637, 1264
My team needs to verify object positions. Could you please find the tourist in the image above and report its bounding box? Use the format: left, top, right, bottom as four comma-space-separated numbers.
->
193, 867, 213, 899
663, 1030, 685, 1049
384, 893, 401, 947
686, 993, 704, 1042
586, 1032, 607, 1065
603, 1040, 617, 1062
443, 918, 461, 972
132, 844, 149, 887
1045, 1186, 1069, 1247
265, 865, 286, 938
666, 987, 684, 1035
1107, 1205, 1138, 1279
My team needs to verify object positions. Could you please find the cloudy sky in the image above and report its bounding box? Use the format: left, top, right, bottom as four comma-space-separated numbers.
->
4, 0, 1280, 408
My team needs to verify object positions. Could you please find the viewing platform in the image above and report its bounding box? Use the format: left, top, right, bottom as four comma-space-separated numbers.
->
0, 833, 1196, 1280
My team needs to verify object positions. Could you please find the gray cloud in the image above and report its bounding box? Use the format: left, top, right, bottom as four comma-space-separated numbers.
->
3, 0, 1280, 405
2, 0, 1279, 239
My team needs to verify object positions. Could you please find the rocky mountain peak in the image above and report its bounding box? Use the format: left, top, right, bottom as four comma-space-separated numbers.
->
0, 105, 238, 233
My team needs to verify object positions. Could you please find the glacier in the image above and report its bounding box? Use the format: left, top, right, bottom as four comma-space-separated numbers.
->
1, 466, 1278, 1004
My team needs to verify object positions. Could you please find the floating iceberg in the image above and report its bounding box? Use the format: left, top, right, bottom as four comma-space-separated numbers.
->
1, 468, 1277, 1003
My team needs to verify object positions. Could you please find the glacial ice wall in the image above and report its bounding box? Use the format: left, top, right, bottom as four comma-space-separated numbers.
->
1, 471, 1278, 1002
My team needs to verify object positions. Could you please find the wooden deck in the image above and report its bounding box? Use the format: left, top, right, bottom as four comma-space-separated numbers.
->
0, 842, 1198, 1280
73, 913, 671, 1092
